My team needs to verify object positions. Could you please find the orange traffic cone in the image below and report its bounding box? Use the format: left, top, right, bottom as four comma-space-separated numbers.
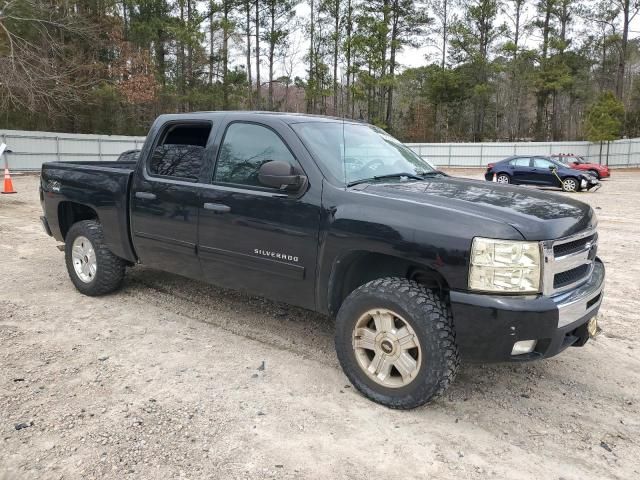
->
2, 167, 16, 194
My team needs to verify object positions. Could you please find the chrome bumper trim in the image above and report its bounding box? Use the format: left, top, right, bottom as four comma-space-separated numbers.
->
554, 259, 605, 328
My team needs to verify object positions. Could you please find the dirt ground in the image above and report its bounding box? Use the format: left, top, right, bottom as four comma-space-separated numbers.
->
1, 171, 639, 480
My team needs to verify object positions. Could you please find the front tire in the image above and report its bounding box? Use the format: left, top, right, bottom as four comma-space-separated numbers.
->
562, 177, 579, 192
589, 169, 601, 180
335, 278, 459, 409
65, 220, 126, 296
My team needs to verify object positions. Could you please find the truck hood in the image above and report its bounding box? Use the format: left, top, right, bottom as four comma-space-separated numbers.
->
359, 176, 595, 240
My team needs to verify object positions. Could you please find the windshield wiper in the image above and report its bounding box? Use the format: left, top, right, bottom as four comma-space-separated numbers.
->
420, 170, 447, 177
347, 172, 426, 187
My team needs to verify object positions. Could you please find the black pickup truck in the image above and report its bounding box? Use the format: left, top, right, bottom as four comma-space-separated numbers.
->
40, 112, 605, 409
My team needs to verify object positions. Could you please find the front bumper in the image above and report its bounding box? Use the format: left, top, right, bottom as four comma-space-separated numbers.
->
449, 259, 605, 362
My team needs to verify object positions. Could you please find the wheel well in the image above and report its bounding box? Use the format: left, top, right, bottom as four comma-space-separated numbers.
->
58, 202, 98, 239
328, 252, 449, 316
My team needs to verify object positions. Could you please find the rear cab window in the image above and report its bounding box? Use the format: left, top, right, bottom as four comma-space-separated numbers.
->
148, 123, 213, 181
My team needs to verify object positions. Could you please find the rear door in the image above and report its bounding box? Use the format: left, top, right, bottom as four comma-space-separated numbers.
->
508, 157, 532, 183
130, 121, 215, 279
197, 118, 321, 309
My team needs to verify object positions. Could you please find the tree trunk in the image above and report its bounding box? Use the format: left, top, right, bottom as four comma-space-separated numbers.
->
246, 0, 253, 108
441, 0, 447, 69
551, 91, 560, 140
551, 0, 570, 141
386, 2, 398, 131
268, 2, 275, 110
345, 0, 353, 117
209, 3, 214, 87
186, 0, 193, 110
379, 0, 390, 123
599, 141, 603, 165
123, 0, 129, 40
179, 0, 186, 105
255, 0, 262, 108
156, 28, 166, 87
187, 1, 193, 84
307, 0, 315, 113
332, 0, 339, 115
222, 1, 229, 109
508, 0, 523, 140
535, 1, 552, 140
616, 0, 630, 100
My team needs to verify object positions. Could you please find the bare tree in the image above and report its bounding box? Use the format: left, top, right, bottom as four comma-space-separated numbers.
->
0, 0, 95, 113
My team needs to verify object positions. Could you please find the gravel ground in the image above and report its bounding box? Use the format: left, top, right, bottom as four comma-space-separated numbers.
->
1, 171, 639, 480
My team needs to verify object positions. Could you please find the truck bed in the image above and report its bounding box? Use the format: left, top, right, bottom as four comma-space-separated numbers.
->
40, 161, 137, 262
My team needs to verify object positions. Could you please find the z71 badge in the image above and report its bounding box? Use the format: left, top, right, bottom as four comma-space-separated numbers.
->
254, 249, 299, 263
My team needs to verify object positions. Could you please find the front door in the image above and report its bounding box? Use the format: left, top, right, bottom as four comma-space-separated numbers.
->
197, 121, 321, 309
530, 157, 559, 186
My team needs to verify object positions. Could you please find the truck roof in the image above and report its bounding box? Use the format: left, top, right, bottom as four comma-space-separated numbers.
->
155, 111, 364, 125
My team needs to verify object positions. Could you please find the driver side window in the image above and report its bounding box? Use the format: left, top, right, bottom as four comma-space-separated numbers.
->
214, 122, 298, 187
533, 158, 554, 169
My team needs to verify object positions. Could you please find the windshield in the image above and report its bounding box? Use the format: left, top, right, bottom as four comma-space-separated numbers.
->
291, 122, 436, 185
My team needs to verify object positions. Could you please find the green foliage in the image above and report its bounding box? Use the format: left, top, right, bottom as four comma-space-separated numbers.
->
584, 91, 625, 142
1, 0, 639, 143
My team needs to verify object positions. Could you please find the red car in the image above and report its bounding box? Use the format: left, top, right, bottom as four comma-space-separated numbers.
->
551, 154, 610, 179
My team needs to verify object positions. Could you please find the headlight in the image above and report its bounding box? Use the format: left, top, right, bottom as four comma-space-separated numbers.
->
469, 238, 541, 293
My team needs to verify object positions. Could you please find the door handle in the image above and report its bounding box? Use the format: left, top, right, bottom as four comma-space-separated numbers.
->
203, 202, 231, 213
135, 191, 157, 200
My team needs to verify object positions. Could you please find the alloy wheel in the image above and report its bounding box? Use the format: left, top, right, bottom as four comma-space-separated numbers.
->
71, 235, 97, 283
352, 308, 422, 388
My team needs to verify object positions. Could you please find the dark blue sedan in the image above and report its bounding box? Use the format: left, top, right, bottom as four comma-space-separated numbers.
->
485, 155, 598, 192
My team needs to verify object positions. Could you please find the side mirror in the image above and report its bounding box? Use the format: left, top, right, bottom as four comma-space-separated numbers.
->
548, 166, 557, 171
258, 160, 307, 191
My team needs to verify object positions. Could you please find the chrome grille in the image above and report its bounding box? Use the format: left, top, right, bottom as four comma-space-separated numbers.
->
542, 227, 597, 296
553, 233, 596, 257
554, 264, 590, 289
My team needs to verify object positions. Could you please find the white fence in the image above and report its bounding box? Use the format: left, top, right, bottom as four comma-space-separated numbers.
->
406, 139, 640, 167
1, 128, 638, 171
1, 130, 145, 170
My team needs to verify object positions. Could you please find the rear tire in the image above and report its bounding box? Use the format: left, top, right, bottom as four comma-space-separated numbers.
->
335, 277, 459, 409
496, 173, 510, 184
65, 220, 126, 296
